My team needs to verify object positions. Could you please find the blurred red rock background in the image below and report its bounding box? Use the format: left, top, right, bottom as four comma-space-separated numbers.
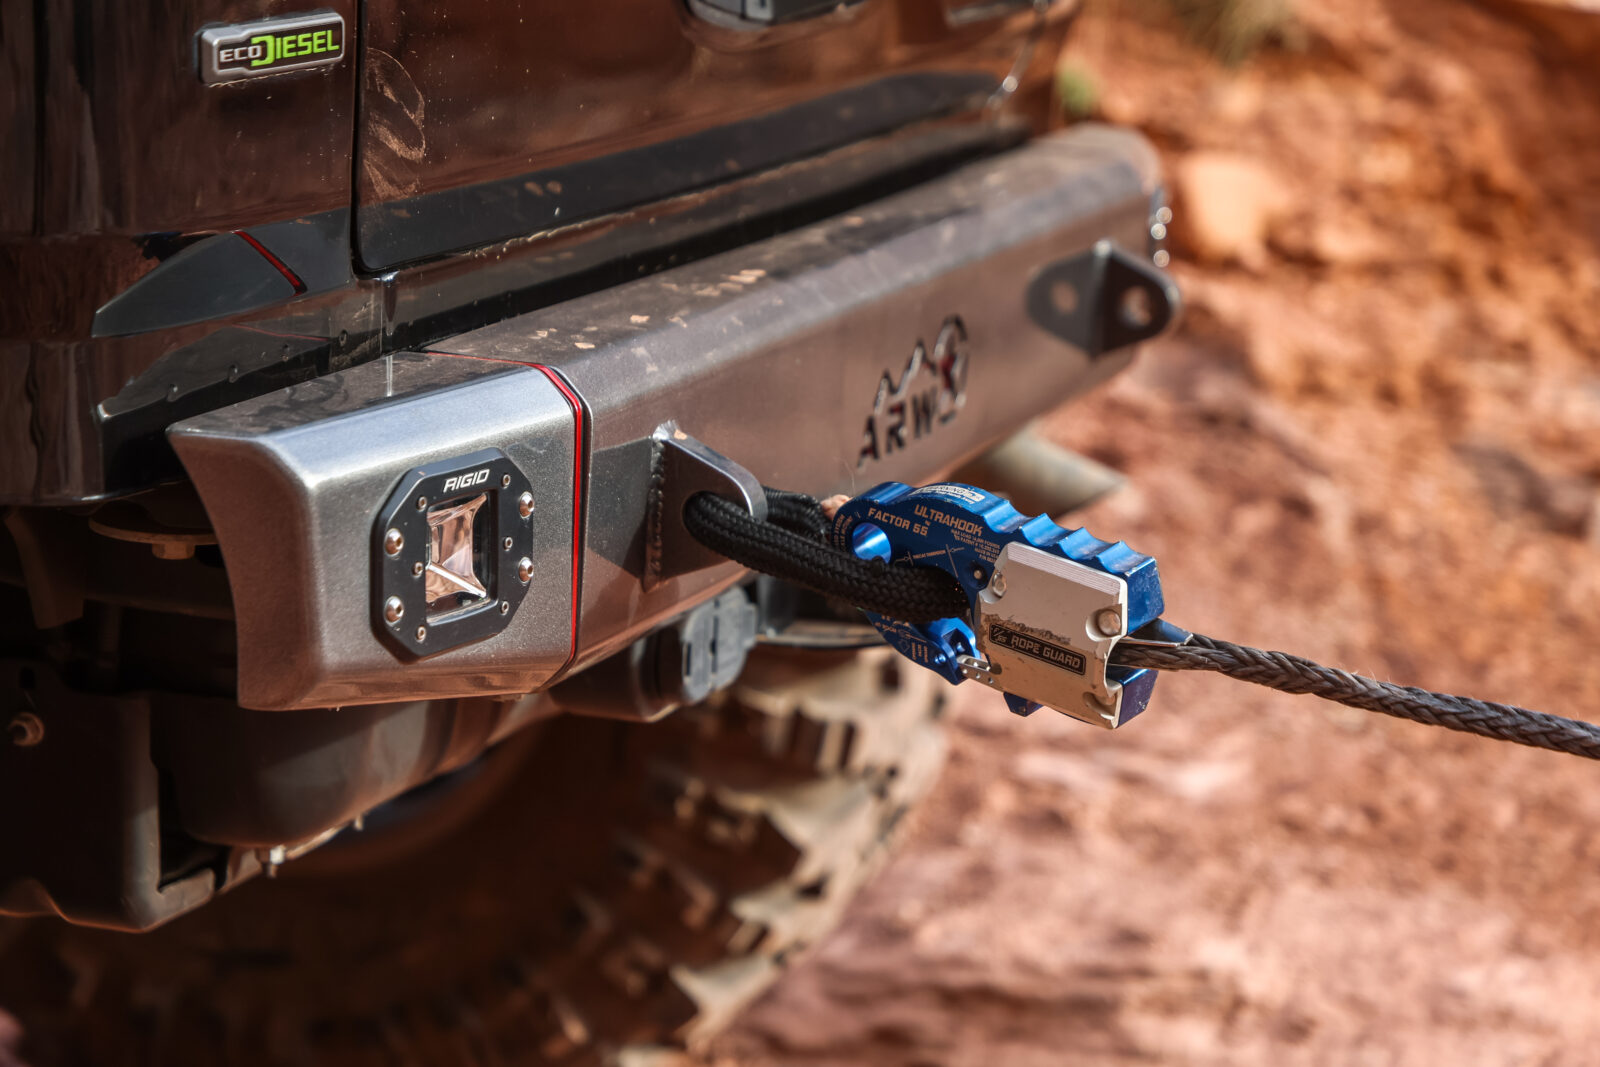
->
705, 0, 1600, 1062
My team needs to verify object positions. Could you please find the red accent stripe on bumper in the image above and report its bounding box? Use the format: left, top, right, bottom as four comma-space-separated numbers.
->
528, 363, 586, 672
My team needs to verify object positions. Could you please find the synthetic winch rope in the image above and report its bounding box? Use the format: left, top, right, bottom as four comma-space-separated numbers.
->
683, 487, 1600, 762
1110, 634, 1600, 760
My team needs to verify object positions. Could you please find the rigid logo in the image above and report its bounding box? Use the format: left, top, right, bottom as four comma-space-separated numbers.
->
442, 469, 491, 494
198, 13, 346, 84
857, 316, 968, 469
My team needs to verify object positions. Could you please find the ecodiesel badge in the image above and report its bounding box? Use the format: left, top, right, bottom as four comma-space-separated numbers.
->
197, 12, 346, 84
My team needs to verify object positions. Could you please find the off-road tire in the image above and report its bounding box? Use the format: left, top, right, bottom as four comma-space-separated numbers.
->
0, 647, 946, 1066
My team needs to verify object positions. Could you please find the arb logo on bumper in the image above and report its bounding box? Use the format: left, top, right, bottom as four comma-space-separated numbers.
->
197, 13, 346, 85
857, 316, 969, 468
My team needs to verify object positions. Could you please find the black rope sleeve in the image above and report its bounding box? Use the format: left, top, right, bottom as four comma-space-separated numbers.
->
761, 488, 830, 542
1112, 633, 1600, 760
683, 491, 969, 624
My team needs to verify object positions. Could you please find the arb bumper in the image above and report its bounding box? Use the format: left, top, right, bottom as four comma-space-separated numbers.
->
171, 124, 1176, 711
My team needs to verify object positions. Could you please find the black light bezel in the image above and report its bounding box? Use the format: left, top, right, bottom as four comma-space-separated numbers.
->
372, 448, 535, 659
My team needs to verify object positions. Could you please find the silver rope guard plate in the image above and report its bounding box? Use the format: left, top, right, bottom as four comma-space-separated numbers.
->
966, 543, 1142, 727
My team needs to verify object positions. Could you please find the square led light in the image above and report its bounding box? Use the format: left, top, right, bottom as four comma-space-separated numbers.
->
373, 448, 534, 659
425, 492, 489, 615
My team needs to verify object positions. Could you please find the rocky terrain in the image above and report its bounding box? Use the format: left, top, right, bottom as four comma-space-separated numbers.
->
706, 0, 1600, 1062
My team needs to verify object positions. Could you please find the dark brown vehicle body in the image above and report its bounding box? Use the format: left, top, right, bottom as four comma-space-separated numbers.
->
3, 0, 1064, 504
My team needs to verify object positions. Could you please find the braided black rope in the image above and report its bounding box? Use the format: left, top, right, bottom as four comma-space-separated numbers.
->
683, 490, 969, 624
1112, 633, 1600, 760
761, 488, 831, 542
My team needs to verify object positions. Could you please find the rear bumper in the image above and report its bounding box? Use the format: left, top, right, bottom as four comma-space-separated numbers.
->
172, 124, 1172, 710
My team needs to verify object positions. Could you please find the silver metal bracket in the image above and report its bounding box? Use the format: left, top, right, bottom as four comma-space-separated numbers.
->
957, 654, 1002, 688
647, 423, 767, 587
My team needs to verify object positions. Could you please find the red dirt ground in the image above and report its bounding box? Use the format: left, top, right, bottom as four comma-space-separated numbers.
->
704, 0, 1600, 1063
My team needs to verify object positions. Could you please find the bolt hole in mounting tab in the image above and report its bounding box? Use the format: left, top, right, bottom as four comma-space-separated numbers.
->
648, 423, 767, 586
1025, 240, 1181, 359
